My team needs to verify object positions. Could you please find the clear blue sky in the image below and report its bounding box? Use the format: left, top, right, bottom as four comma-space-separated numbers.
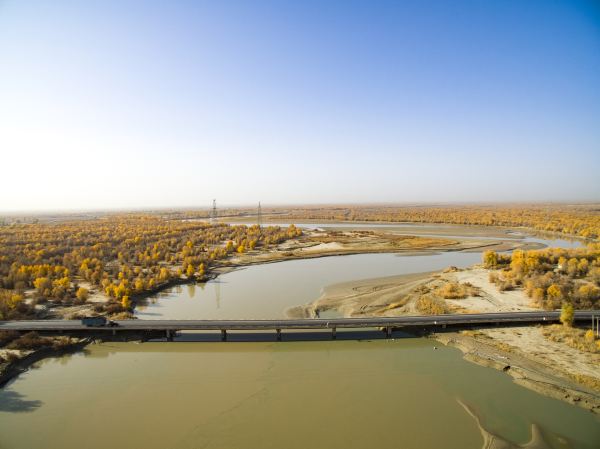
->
0, 0, 599, 212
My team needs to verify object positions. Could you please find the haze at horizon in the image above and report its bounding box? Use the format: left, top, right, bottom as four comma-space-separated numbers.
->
1, 0, 599, 212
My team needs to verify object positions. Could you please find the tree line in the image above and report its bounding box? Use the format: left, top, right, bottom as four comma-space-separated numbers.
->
273, 204, 600, 240
0, 215, 302, 319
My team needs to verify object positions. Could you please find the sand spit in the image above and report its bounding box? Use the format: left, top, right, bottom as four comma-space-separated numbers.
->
286, 271, 435, 318
458, 399, 562, 449
290, 264, 600, 412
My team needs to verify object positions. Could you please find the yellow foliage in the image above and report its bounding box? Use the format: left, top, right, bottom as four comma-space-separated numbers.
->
547, 284, 562, 300
282, 204, 600, 240
416, 295, 449, 315
186, 264, 195, 277
76, 287, 89, 302
560, 303, 574, 327
482, 251, 498, 268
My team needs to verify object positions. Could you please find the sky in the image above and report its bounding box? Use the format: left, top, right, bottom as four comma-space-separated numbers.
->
0, 0, 599, 212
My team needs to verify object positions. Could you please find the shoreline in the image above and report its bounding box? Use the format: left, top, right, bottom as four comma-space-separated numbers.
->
435, 331, 600, 413
225, 218, 590, 243
0, 338, 90, 388
290, 263, 600, 413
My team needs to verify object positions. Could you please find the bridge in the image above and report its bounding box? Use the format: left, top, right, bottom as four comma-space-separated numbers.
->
1, 311, 598, 341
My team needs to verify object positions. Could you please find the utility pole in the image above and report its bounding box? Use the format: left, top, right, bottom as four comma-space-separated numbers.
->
210, 199, 217, 224
257, 201, 262, 227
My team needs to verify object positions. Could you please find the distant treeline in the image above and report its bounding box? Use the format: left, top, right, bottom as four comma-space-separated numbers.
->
266, 204, 599, 240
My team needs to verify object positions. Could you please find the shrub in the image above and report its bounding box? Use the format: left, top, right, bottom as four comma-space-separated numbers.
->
0, 330, 20, 347
75, 287, 89, 302
6, 332, 49, 350
416, 295, 449, 315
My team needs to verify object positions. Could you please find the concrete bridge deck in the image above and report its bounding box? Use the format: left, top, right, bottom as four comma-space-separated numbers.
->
1, 311, 598, 341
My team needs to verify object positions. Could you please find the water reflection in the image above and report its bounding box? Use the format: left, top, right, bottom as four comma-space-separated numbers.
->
0, 390, 42, 413
186, 283, 196, 299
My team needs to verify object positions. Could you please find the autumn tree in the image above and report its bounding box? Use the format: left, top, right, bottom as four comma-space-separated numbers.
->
76, 287, 89, 302
560, 303, 574, 327
482, 250, 498, 268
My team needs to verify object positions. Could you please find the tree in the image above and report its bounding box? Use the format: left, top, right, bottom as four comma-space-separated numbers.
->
560, 303, 574, 327
547, 284, 562, 301
33, 277, 52, 297
482, 251, 498, 268
186, 264, 195, 278
134, 277, 145, 292
584, 329, 595, 342
121, 295, 131, 309
159, 267, 170, 282
76, 287, 89, 302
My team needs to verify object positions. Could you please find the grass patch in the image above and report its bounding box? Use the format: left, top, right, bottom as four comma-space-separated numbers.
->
569, 373, 600, 392
541, 325, 600, 354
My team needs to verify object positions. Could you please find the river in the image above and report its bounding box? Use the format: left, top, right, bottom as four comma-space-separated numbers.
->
1, 225, 597, 449
135, 223, 582, 320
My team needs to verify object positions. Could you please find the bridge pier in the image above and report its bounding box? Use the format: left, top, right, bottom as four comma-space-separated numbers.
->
276, 328, 281, 341
165, 329, 173, 341
332, 327, 336, 340
221, 329, 227, 341
386, 326, 392, 338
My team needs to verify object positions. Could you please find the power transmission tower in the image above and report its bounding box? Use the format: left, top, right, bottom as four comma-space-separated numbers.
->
257, 201, 262, 227
210, 199, 217, 224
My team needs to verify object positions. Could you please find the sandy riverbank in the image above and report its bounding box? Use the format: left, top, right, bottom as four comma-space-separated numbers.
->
286, 271, 436, 318
436, 331, 600, 413
215, 225, 540, 275
291, 264, 600, 411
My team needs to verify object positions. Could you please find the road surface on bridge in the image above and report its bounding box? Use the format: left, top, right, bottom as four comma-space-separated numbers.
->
1, 310, 597, 333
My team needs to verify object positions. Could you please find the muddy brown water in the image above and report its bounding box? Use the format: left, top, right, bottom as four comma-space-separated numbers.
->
1, 339, 599, 449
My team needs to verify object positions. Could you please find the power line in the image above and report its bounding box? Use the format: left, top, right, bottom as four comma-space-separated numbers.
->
257, 201, 262, 227
210, 199, 217, 224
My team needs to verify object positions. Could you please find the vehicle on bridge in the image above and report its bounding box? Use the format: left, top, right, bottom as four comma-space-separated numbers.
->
81, 316, 118, 327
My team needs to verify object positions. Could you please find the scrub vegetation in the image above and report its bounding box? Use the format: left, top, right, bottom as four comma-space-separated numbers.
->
542, 325, 600, 354
415, 295, 449, 315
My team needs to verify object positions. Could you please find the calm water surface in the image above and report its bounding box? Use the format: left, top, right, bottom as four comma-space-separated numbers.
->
1, 339, 598, 449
